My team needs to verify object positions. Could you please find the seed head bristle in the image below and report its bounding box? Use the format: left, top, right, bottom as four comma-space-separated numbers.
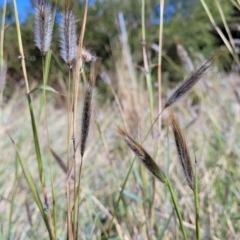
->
81, 48, 97, 63
80, 79, 94, 157
59, 10, 77, 68
168, 109, 194, 190
34, 0, 53, 55
164, 56, 215, 109
116, 127, 166, 183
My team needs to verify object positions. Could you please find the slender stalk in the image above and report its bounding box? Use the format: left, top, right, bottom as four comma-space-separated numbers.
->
13, 0, 29, 93
41, 51, 55, 238
141, 0, 154, 125
215, 0, 239, 64
67, 69, 73, 240
194, 162, 200, 240
200, 0, 239, 65
165, 178, 188, 240
73, 0, 89, 139
73, 1, 89, 239
0, 0, 6, 68
158, 0, 164, 132
107, 158, 136, 237
0, 0, 7, 109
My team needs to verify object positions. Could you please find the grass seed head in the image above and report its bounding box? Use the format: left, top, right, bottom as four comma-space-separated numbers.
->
59, 10, 77, 68
116, 127, 166, 183
164, 56, 215, 109
80, 80, 94, 157
169, 109, 194, 190
34, 0, 53, 55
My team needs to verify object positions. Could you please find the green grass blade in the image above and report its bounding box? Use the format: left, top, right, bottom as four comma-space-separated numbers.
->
194, 162, 200, 240
27, 94, 45, 188
108, 157, 136, 237
29, 85, 60, 95
39, 50, 52, 119
159, 209, 174, 239
9, 135, 53, 240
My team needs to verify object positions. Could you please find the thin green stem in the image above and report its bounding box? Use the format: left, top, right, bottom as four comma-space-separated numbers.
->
66, 68, 73, 240
194, 162, 200, 240
165, 178, 188, 240
107, 158, 136, 237
141, 0, 154, 125
158, 0, 164, 132
0, 0, 6, 67
13, 0, 29, 93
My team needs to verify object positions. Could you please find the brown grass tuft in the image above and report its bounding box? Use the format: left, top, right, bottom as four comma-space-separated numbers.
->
168, 108, 194, 190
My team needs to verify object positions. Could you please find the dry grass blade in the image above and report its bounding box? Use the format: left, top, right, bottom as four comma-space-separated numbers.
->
80, 79, 94, 157
164, 55, 216, 109
34, 0, 53, 55
50, 148, 67, 175
116, 126, 166, 183
168, 109, 194, 190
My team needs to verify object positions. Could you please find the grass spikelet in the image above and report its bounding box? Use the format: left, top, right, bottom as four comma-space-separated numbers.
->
116, 126, 166, 183
80, 79, 94, 157
59, 10, 77, 68
34, 0, 53, 55
81, 48, 97, 63
164, 56, 216, 109
168, 108, 194, 190
175, 40, 194, 73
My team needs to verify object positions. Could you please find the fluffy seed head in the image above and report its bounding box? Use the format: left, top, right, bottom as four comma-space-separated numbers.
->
81, 48, 97, 63
80, 80, 94, 157
59, 10, 77, 68
34, 0, 53, 55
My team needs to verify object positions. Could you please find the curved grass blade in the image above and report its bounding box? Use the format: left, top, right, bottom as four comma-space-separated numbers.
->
9, 134, 54, 240
27, 94, 45, 187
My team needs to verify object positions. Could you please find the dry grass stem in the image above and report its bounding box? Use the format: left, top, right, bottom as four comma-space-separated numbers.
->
169, 109, 194, 190
50, 148, 68, 175
34, 0, 53, 55
164, 56, 215, 109
116, 126, 166, 183
80, 80, 94, 157
0, 60, 7, 92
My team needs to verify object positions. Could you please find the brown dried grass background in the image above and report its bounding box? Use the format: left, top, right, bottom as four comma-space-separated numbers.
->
1, 54, 240, 239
